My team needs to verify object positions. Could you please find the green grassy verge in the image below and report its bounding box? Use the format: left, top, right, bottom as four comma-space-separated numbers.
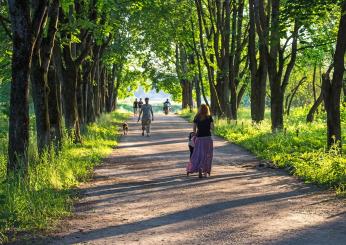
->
180, 107, 346, 195
0, 111, 129, 243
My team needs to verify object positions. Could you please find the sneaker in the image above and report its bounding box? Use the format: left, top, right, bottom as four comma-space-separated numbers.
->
147, 134, 150, 137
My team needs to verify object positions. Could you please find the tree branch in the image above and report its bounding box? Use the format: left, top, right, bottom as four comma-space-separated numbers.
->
31, 0, 48, 44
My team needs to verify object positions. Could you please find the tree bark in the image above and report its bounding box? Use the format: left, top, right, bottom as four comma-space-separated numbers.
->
323, 1, 346, 149
100, 66, 106, 113
250, 0, 267, 122
61, 52, 81, 142
7, 0, 47, 175
31, 1, 59, 154
76, 68, 84, 126
306, 92, 323, 123
94, 57, 101, 117
312, 63, 317, 103
191, 17, 209, 107
229, 0, 245, 120
194, 0, 222, 115
106, 64, 116, 112
343, 78, 346, 105
261, 0, 299, 131
47, 65, 63, 150
194, 75, 201, 108
31, 54, 51, 153
286, 76, 306, 115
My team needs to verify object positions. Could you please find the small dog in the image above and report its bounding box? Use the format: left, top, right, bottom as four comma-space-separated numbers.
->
122, 122, 129, 135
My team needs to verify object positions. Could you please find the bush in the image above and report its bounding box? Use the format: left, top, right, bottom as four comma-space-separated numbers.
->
180, 107, 346, 195
0, 111, 129, 243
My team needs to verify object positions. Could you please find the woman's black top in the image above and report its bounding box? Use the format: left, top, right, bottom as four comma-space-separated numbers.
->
133, 101, 138, 108
193, 115, 213, 137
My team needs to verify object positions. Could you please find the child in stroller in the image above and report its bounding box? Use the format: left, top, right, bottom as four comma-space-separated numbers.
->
188, 132, 196, 158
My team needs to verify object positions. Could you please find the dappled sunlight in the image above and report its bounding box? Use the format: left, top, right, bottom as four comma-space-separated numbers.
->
44, 114, 346, 245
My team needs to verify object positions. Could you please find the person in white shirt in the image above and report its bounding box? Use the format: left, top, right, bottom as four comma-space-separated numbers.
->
137, 98, 154, 136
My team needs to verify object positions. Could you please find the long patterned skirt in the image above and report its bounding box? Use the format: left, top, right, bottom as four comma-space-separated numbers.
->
186, 136, 213, 175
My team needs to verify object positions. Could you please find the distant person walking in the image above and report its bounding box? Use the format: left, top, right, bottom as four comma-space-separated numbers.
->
138, 98, 154, 137
138, 98, 143, 109
186, 104, 214, 178
133, 98, 139, 115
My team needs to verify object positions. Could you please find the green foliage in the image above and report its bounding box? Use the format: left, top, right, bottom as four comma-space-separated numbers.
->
180, 107, 346, 195
0, 111, 129, 243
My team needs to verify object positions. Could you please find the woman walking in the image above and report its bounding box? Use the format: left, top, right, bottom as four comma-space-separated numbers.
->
187, 104, 214, 178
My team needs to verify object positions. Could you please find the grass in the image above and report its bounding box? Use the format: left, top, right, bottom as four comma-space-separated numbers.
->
0, 110, 129, 243
180, 107, 346, 195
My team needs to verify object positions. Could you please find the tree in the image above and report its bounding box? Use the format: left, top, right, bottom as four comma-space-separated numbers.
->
7, 0, 48, 175
31, 0, 59, 154
322, 0, 346, 149
249, 0, 267, 122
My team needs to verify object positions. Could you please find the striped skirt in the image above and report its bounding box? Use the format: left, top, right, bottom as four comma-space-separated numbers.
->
186, 136, 213, 174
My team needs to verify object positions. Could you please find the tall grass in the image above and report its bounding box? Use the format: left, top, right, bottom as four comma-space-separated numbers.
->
180, 107, 346, 195
0, 111, 129, 243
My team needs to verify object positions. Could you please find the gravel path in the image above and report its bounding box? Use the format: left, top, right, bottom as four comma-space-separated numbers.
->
50, 114, 345, 245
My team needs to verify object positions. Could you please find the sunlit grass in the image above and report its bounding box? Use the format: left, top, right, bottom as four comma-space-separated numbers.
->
0, 111, 129, 242
180, 107, 346, 195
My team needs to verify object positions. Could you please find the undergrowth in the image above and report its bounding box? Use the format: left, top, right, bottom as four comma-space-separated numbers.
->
0, 111, 129, 243
180, 107, 346, 195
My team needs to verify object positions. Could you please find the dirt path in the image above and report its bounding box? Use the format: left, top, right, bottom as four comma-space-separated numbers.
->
51, 114, 345, 244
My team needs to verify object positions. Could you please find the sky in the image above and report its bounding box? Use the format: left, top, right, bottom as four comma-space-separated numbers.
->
133, 86, 172, 102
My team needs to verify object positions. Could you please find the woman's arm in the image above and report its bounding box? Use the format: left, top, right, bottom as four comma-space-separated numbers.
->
210, 122, 214, 134
193, 123, 197, 133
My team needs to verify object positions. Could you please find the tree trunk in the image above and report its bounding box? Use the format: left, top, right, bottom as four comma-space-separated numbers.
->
286, 77, 306, 115
81, 63, 90, 123
237, 83, 247, 109
249, 0, 267, 122
194, 0, 222, 115
47, 65, 63, 150
190, 16, 209, 108
31, 53, 51, 153
252, 0, 270, 122
270, 83, 284, 131
7, 8, 32, 174
61, 43, 82, 142
229, 0, 245, 120
178, 45, 191, 109
114, 76, 121, 110
100, 66, 106, 113
312, 63, 317, 103
323, 1, 346, 149
222, 0, 231, 118
94, 59, 100, 117
76, 68, 84, 126
181, 79, 190, 109
7, 0, 47, 175
343, 78, 346, 105
194, 75, 201, 108
62, 65, 81, 143
86, 60, 96, 123
106, 65, 116, 112
30, 1, 59, 154
306, 92, 323, 123
86, 79, 96, 123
